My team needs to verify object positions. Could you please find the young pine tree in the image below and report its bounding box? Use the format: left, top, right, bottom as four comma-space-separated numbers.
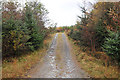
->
103, 30, 120, 64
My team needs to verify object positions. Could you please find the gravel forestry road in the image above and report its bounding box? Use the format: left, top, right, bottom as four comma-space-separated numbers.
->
26, 33, 90, 78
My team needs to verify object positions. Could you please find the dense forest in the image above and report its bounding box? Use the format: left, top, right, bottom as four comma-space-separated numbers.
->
2, 1, 53, 58
65, 2, 120, 65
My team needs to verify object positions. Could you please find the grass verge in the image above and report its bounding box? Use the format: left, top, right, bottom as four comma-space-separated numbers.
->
67, 35, 119, 78
2, 33, 55, 78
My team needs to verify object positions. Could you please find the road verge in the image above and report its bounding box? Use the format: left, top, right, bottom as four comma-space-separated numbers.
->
66, 33, 119, 78
2, 33, 55, 78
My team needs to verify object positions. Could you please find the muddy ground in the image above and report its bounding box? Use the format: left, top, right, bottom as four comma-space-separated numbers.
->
26, 33, 90, 78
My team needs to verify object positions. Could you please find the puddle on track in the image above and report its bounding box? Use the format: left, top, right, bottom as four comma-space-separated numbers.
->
27, 33, 90, 78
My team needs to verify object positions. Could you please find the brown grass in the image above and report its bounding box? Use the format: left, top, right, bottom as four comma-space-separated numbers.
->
2, 33, 55, 78
67, 34, 119, 78
55, 33, 64, 70
55, 33, 63, 63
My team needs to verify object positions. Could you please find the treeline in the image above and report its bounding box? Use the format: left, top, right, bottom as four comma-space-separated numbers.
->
2, 1, 50, 58
67, 2, 120, 65
56, 26, 71, 32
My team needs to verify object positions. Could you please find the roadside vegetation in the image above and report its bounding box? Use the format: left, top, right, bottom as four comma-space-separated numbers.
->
62, 2, 119, 78
2, 33, 54, 78
2, 1, 55, 78
69, 37, 119, 78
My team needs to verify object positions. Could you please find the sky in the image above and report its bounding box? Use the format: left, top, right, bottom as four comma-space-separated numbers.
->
40, 0, 120, 27
4, 0, 96, 27
5, 0, 119, 27
40, 0, 96, 27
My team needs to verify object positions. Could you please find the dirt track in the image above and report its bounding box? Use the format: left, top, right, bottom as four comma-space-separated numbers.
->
26, 33, 89, 78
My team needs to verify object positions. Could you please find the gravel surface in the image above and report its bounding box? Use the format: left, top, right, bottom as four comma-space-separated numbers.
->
26, 33, 90, 78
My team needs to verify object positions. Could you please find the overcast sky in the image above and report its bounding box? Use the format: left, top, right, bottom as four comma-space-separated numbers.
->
40, 0, 96, 27
6, 0, 119, 27
5, 0, 95, 27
